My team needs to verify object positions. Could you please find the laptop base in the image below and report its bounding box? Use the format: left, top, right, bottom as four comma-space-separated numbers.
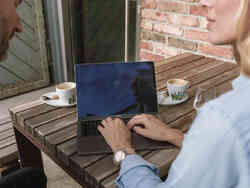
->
77, 132, 172, 156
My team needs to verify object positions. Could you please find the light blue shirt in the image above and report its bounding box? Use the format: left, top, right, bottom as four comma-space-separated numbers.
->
116, 74, 250, 188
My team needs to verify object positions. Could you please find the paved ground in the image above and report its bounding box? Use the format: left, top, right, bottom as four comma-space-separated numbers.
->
0, 86, 81, 188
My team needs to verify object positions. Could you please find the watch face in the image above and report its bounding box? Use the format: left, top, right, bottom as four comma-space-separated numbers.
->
114, 151, 126, 163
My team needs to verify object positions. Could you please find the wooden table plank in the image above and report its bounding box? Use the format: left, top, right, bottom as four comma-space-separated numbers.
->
154, 53, 203, 73
9, 100, 43, 123
0, 128, 14, 141
0, 144, 18, 166
34, 113, 77, 145
0, 136, 16, 149
57, 138, 77, 166
0, 122, 13, 133
45, 123, 77, 155
15, 103, 58, 127
70, 154, 109, 184
25, 107, 76, 135
0, 117, 11, 125
156, 56, 214, 82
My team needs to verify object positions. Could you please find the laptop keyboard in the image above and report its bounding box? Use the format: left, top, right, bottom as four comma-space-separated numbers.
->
80, 117, 132, 136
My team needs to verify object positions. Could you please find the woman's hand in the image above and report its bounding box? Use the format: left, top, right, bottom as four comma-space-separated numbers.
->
98, 117, 135, 153
127, 114, 184, 148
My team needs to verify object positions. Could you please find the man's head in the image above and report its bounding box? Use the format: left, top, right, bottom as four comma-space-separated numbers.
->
0, 0, 23, 61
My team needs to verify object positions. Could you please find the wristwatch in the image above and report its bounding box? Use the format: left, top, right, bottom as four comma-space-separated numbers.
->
113, 148, 135, 166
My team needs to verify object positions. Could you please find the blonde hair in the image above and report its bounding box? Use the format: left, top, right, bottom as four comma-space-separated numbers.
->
234, 0, 250, 77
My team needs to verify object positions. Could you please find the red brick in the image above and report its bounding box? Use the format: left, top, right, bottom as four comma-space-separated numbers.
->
190, 5, 207, 17
184, 29, 210, 42
155, 43, 180, 56
169, 37, 198, 51
140, 41, 153, 51
141, 9, 156, 20
141, 9, 167, 22
141, 30, 166, 43
158, 1, 188, 14
183, 0, 200, 2
154, 23, 183, 36
140, 51, 165, 62
154, 43, 165, 55
199, 44, 234, 59
155, 11, 168, 22
142, 0, 157, 9
167, 14, 199, 27
141, 19, 153, 30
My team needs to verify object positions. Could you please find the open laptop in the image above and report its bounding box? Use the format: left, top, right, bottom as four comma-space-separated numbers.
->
76, 61, 170, 155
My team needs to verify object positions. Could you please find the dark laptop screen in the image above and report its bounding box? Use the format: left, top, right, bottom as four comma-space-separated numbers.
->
75, 62, 158, 119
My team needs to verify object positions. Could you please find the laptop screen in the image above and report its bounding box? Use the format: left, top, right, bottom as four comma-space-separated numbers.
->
75, 62, 158, 119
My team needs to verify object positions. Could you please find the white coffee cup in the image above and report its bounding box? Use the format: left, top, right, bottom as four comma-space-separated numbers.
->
56, 82, 76, 105
167, 79, 190, 102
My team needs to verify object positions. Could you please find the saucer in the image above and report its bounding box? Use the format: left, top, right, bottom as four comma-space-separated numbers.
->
40, 92, 76, 107
157, 91, 189, 106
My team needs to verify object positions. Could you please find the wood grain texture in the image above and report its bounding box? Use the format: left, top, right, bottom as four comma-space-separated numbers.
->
34, 113, 77, 145
9, 100, 44, 124
0, 144, 18, 166
70, 153, 108, 182
154, 53, 203, 72
0, 136, 16, 149
0, 122, 13, 133
16, 103, 58, 128
0, 129, 14, 142
25, 107, 76, 135
156, 57, 214, 82
57, 138, 78, 166
0, 117, 11, 125
45, 124, 77, 155
0, 117, 18, 167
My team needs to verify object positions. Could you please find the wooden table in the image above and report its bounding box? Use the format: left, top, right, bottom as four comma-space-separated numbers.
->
0, 116, 19, 177
9, 53, 240, 188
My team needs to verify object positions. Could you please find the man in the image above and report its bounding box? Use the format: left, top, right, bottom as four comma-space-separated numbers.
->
0, 0, 22, 61
0, 0, 47, 187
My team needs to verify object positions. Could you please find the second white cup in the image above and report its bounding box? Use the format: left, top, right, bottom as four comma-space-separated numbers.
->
167, 79, 190, 102
56, 82, 76, 105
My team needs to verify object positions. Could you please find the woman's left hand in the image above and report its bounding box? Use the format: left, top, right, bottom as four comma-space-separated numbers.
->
97, 117, 134, 153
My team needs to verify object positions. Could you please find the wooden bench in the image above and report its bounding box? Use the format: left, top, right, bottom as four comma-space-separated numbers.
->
0, 116, 19, 177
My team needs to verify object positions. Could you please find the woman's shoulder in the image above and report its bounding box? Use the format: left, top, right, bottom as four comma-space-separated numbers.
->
187, 89, 246, 136
206, 87, 250, 124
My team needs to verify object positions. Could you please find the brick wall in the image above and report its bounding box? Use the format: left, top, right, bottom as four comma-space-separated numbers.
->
138, 0, 235, 63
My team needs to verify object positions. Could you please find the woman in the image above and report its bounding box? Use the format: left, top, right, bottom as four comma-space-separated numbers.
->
98, 0, 250, 187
